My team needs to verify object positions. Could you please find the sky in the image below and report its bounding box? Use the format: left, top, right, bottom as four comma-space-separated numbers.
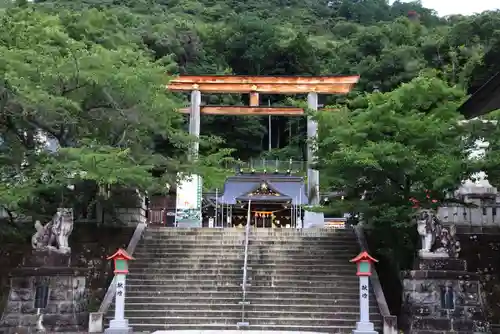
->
418, 0, 499, 16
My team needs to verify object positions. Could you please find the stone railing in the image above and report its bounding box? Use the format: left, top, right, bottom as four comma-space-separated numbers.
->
437, 205, 500, 230
224, 159, 307, 172
88, 221, 148, 332
353, 224, 398, 334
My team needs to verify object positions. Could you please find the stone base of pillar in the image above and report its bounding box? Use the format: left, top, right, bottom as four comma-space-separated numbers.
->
353, 321, 378, 334
104, 319, 133, 334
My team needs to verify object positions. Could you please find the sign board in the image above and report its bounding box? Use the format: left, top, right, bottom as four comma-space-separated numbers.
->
303, 210, 324, 228
175, 173, 203, 227
324, 218, 347, 229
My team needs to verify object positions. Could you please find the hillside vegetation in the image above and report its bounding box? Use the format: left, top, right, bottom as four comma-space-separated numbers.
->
1, 0, 500, 263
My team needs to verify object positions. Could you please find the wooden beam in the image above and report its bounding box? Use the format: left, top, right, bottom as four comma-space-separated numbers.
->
249, 92, 259, 106
170, 75, 360, 85
167, 75, 359, 94
178, 106, 306, 116
167, 82, 355, 94
178, 106, 339, 115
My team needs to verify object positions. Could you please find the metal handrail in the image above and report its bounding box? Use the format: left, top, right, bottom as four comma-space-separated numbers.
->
238, 200, 252, 327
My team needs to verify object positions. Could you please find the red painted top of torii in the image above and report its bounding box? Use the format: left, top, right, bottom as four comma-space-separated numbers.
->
166, 74, 360, 116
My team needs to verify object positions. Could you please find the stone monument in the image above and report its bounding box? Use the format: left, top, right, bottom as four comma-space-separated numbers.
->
0, 208, 89, 333
401, 209, 490, 333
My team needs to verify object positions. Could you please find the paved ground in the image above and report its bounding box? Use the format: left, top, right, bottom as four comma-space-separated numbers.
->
152, 331, 325, 334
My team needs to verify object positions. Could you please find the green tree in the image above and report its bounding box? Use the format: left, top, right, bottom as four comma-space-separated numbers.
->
316, 74, 474, 266
0, 6, 219, 221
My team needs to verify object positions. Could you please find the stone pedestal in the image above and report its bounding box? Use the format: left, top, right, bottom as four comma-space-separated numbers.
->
401, 258, 490, 333
0, 250, 89, 333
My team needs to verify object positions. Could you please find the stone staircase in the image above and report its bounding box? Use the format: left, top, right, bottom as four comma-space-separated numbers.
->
245, 228, 382, 332
107, 227, 382, 333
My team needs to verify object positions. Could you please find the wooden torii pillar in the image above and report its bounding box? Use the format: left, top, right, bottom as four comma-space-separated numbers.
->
166, 75, 359, 205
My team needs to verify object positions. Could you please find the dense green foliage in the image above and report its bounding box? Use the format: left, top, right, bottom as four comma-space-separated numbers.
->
1, 0, 500, 248
25, 0, 500, 160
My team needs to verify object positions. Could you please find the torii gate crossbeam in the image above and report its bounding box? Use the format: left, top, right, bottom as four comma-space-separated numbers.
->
166, 74, 359, 205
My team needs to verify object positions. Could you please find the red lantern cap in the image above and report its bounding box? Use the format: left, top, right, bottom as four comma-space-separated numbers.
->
350, 251, 378, 264
107, 248, 134, 261
350, 251, 378, 277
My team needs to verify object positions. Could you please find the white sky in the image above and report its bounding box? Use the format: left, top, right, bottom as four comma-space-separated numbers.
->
417, 0, 499, 16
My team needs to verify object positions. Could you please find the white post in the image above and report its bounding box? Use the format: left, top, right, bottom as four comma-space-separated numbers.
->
353, 276, 377, 334
307, 92, 320, 205
190, 90, 201, 160
105, 274, 132, 333
215, 188, 219, 227
221, 197, 225, 228
115, 274, 126, 321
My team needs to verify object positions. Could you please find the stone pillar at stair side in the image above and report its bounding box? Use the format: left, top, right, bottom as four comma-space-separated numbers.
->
350, 251, 379, 334
104, 248, 134, 334
307, 92, 320, 205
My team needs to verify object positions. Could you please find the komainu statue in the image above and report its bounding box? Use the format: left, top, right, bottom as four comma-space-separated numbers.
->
416, 209, 438, 255
415, 208, 460, 259
31, 208, 74, 254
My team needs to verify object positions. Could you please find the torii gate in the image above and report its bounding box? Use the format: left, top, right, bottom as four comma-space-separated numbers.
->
166, 75, 359, 205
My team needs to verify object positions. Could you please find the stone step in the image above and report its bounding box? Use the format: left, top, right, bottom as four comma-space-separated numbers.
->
141, 238, 357, 244
115, 322, 375, 333
121, 296, 373, 306
117, 309, 380, 320
125, 258, 356, 266
126, 278, 360, 286
140, 239, 357, 244
144, 232, 354, 236
146, 227, 353, 234
105, 315, 380, 327
129, 259, 354, 267
250, 274, 358, 282
136, 243, 359, 253
125, 290, 361, 299
129, 262, 356, 270
244, 323, 382, 333
127, 285, 360, 293
131, 251, 358, 259
144, 232, 355, 237
110, 302, 379, 312
143, 237, 337, 242
246, 291, 362, 299
126, 273, 357, 281
127, 266, 356, 275
142, 234, 357, 244
130, 258, 355, 266
126, 273, 245, 280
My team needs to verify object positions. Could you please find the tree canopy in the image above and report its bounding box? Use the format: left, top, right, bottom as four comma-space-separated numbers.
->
1, 0, 500, 237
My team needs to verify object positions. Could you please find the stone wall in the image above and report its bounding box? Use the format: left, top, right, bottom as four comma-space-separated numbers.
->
114, 207, 147, 226
0, 223, 134, 320
458, 232, 500, 325
401, 258, 489, 333
2, 269, 89, 332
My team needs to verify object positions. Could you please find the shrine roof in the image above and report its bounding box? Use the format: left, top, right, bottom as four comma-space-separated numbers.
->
213, 173, 308, 205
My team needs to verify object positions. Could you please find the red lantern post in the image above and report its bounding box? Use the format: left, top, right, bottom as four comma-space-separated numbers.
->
350, 251, 378, 334
105, 249, 134, 334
